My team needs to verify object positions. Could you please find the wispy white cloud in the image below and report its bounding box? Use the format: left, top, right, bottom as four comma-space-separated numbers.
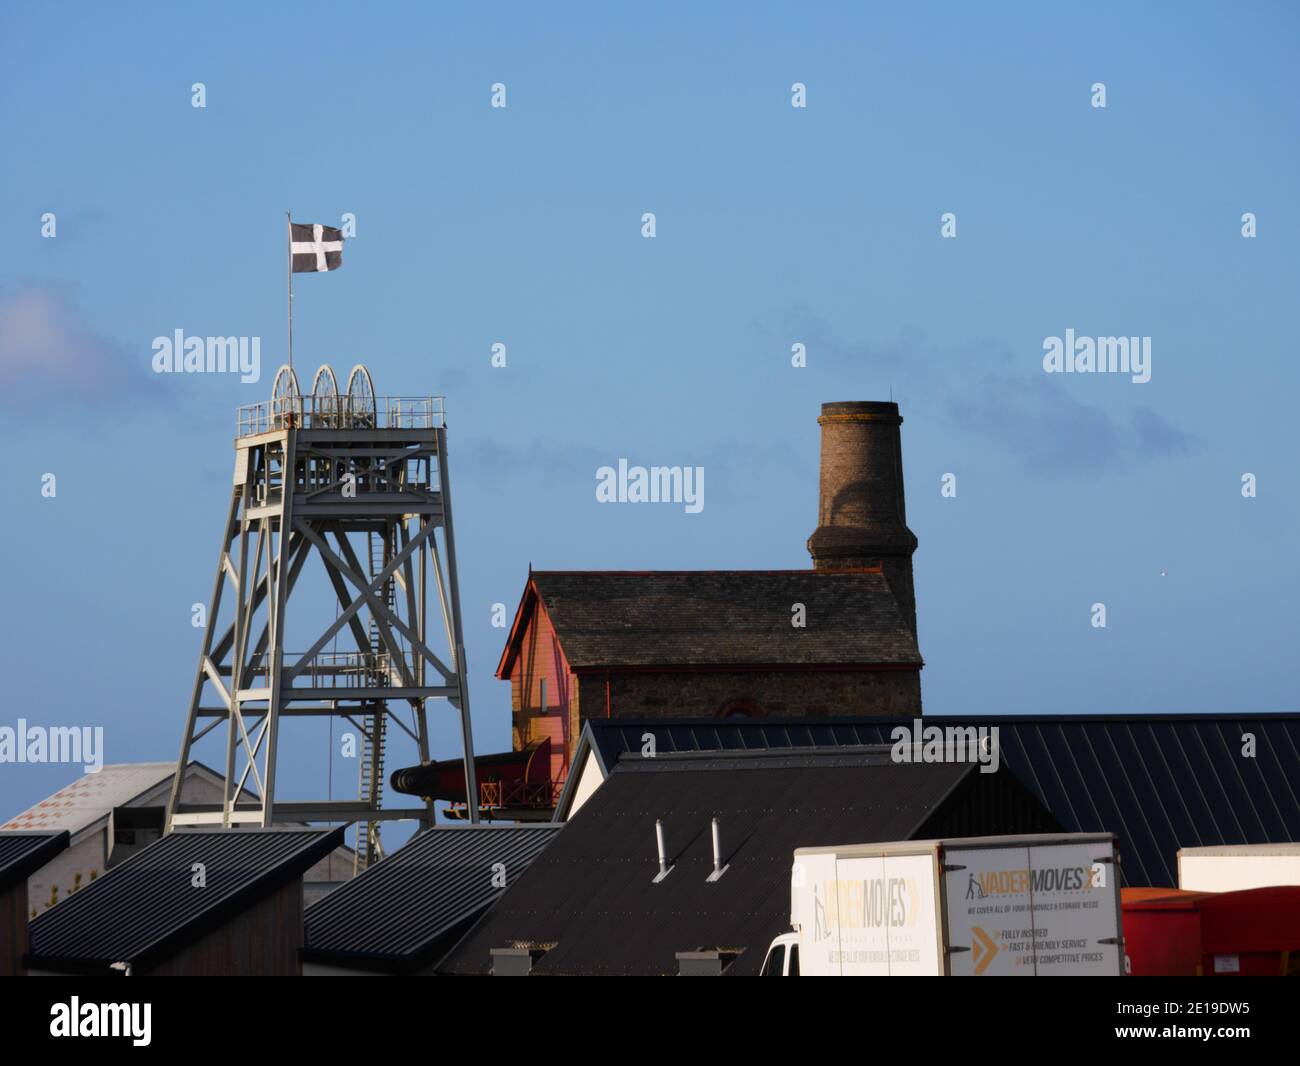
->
791, 317, 1200, 478
0, 284, 156, 414
1131, 406, 1198, 457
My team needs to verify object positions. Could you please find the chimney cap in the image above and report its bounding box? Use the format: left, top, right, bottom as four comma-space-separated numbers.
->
818, 400, 902, 424
675, 948, 741, 976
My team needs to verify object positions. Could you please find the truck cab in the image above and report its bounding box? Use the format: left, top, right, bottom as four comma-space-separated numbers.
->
760, 932, 800, 976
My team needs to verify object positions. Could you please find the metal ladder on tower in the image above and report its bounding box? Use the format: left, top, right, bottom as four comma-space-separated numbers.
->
354, 529, 396, 871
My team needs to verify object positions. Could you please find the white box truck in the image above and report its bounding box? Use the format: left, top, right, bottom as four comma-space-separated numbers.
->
1178, 843, 1300, 893
762, 833, 1124, 976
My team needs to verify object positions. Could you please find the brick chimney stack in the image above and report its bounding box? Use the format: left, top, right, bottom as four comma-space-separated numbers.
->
807, 401, 919, 636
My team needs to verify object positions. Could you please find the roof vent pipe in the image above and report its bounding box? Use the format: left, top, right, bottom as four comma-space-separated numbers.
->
653, 819, 673, 882
707, 817, 730, 882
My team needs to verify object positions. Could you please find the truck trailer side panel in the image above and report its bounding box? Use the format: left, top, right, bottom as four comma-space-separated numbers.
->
942, 840, 1122, 976
793, 852, 942, 975
789, 834, 1123, 976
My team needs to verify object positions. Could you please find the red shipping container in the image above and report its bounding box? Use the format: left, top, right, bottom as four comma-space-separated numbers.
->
1122, 886, 1300, 976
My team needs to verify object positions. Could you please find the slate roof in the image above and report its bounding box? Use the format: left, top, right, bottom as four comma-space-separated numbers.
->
568, 714, 1300, 887
303, 824, 561, 973
439, 747, 1054, 976
26, 827, 343, 973
498, 570, 921, 675
0, 832, 70, 894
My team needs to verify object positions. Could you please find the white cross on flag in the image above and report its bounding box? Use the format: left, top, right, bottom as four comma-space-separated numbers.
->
290, 222, 344, 272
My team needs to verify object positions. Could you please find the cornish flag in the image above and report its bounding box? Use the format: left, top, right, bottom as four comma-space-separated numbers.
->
290, 222, 344, 273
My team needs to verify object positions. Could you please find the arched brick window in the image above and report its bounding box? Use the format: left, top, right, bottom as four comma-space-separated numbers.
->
719, 699, 762, 719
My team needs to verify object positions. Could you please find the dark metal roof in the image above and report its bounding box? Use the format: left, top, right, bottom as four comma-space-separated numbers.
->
303, 824, 561, 973
0, 831, 70, 894
439, 747, 1054, 976
581, 718, 903, 767
27, 827, 343, 973
574, 715, 1300, 887
500, 570, 921, 673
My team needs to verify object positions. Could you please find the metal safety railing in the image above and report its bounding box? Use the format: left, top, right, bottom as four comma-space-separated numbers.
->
478, 780, 558, 810
237, 396, 445, 436
282, 651, 396, 689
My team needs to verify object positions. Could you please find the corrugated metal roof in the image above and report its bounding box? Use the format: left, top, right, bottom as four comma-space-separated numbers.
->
0, 831, 70, 894
439, 748, 1052, 976
992, 716, 1300, 887
578, 715, 1300, 887
27, 827, 342, 972
2, 763, 177, 834
303, 824, 561, 972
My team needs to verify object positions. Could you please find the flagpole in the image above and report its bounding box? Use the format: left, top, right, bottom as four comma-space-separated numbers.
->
286, 210, 294, 370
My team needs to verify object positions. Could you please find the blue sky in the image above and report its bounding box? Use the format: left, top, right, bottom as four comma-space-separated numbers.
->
1, 2, 1297, 821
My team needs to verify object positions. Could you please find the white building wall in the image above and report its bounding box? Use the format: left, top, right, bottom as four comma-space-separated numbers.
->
27, 834, 105, 916
565, 750, 604, 820
1179, 848, 1300, 892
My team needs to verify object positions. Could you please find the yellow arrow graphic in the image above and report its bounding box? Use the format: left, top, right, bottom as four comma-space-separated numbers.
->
972, 926, 999, 975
